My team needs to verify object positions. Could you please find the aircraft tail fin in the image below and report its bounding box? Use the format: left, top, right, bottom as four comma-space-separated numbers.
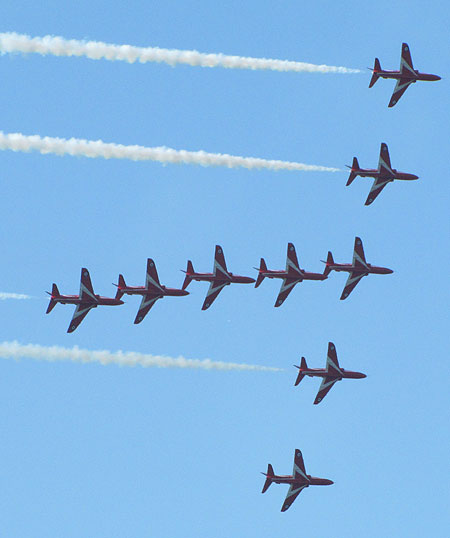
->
294, 357, 308, 386
181, 260, 195, 290
45, 283, 60, 314
321, 251, 335, 277
255, 258, 267, 288
261, 464, 274, 493
346, 157, 359, 186
369, 58, 381, 87
114, 274, 126, 300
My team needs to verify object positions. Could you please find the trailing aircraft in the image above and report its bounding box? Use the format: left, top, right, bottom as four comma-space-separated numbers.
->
46, 268, 123, 333
254, 243, 329, 307
369, 42, 441, 107
294, 342, 366, 404
323, 237, 393, 300
181, 245, 255, 310
114, 259, 189, 324
346, 142, 418, 205
261, 449, 333, 512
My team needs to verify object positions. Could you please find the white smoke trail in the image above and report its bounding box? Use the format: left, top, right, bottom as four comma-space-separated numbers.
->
0, 32, 361, 74
0, 131, 340, 172
0, 341, 283, 372
0, 292, 31, 300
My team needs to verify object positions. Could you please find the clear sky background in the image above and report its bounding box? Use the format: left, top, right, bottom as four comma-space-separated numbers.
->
0, 1, 449, 537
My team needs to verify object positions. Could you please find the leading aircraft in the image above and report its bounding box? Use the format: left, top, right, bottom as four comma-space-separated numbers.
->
346, 142, 418, 206
254, 243, 329, 307
294, 342, 366, 404
46, 268, 123, 333
182, 245, 255, 310
261, 449, 333, 512
369, 42, 441, 107
114, 259, 189, 324
323, 237, 393, 300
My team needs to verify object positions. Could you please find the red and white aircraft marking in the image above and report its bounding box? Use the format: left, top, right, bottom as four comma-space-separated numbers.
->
254, 243, 329, 307
46, 268, 123, 333
261, 449, 333, 512
114, 258, 189, 324
294, 342, 366, 404
369, 42, 440, 107
181, 245, 255, 310
346, 142, 418, 206
322, 237, 393, 300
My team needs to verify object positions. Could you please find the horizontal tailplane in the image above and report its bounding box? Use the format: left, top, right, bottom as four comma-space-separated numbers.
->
261, 464, 274, 493
255, 258, 267, 288
182, 260, 195, 290
369, 58, 381, 88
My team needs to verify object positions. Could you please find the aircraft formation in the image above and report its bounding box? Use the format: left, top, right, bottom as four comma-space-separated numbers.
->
46, 237, 392, 332
260, 42, 440, 512
4, 40, 438, 516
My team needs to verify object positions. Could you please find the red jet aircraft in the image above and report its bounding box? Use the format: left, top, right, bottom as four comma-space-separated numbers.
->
261, 449, 333, 512
114, 258, 189, 324
369, 42, 441, 107
46, 268, 123, 333
255, 243, 329, 307
181, 245, 255, 310
346, 142, 418, 205
294, 342, 366, 404
323, 237, 393, 300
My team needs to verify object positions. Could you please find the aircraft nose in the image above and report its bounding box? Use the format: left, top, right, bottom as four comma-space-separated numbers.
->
118, 299, 124, 304
181, 290, 190, 296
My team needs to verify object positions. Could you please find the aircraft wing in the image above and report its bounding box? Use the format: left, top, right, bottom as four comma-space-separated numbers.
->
280, 483, 308, 512
285, 243, 304, 278
145, 259, 163, 292
79, 268, 97, 302
326, 342, 342, 375
213, 245, 229, 278
352, 237, 368, 269
134, 294, 161, 324
314, 376, 340, 404
274, 278, 301, 307
340, 271, 366, 300
377, 143, 393, 174
365, 177, 391, 206
67, 303, 95, 333
399, 43, 415, 76
388, 78, 414, 108
201, 280, 228, 310
292, 448, 308, 480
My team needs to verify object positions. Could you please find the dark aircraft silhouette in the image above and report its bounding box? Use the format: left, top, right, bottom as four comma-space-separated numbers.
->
114, 259, 189, 324
369, 42, 441, 107
346, 142, 418, 206
294, 342, 366, 404
46, 268, 123, 333
182, 245, 255, 310
261, 449, 333, 512
254, 243, 328, 307
323, 237, 393, 300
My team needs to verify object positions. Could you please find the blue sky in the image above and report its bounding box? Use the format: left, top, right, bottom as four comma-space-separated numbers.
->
0, 1, 449, 536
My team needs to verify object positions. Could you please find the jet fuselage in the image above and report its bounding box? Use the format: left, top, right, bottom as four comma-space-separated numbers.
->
353, 167, 418, 181
52, 294, 123, 306
376, 69, 441, 82
328, 263, 393, 275
299, 367, 366, 380
117, 285, 188, 297
188, 272, 255, 285
258, 269, 326, 282
266, 474, 333, 487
